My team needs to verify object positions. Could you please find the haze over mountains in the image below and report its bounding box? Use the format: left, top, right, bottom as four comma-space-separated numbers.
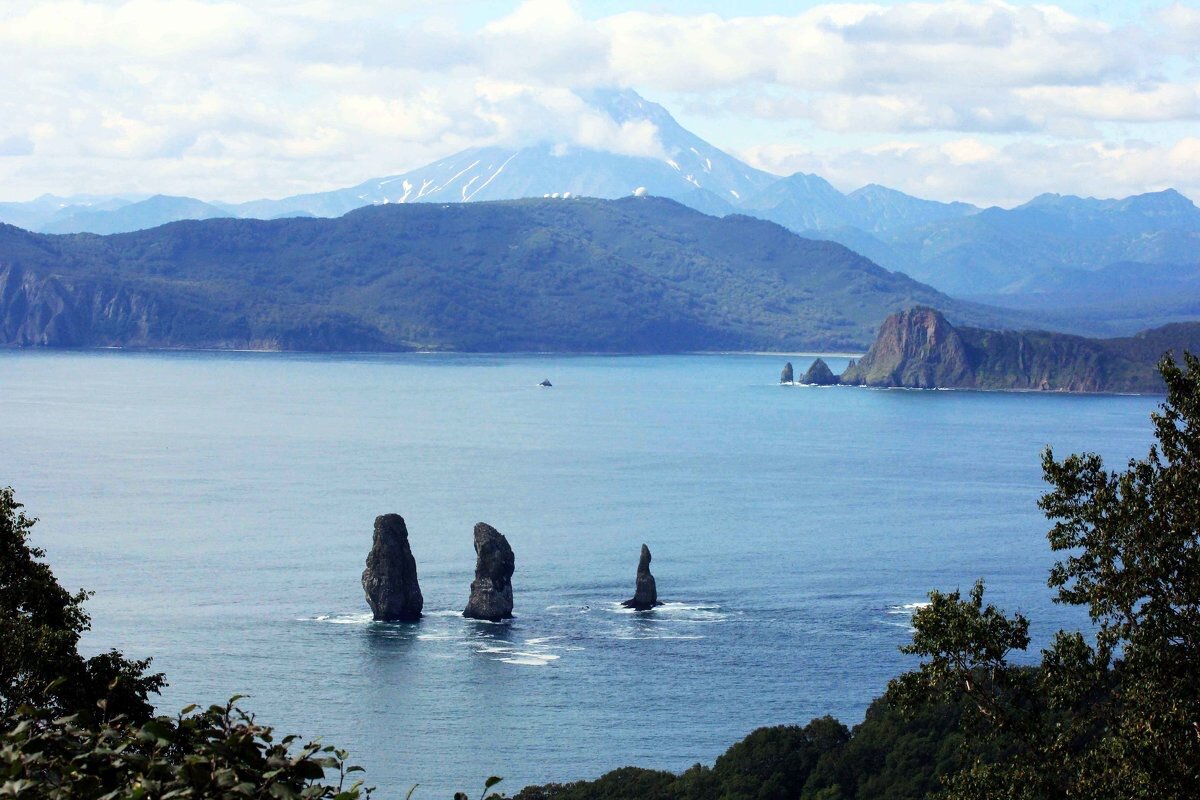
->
2, 88, 1198, 334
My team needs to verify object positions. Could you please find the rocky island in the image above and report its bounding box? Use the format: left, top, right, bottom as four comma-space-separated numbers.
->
621, 544, 662, 610
801, 357, 838, 385
463, 523, 515, 621
362, 514, 424, 622
839, 307, 1200, 393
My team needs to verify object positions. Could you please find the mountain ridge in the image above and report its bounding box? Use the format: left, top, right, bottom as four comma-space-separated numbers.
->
0, 196, 1027, 354
0, 87, 1196, 335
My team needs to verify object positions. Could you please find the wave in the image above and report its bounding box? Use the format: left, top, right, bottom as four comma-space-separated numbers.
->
608, 601, 733, 622
497, 655, 558, 666
613, 634, 706, 640
886, 602, 930, 615
880, 621, 917, 632
544, 604, 596, 615
298, 613, 374, 625
468, 636, 566, 667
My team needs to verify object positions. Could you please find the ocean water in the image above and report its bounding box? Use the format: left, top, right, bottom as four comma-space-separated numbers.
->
0, 350, 1160, 796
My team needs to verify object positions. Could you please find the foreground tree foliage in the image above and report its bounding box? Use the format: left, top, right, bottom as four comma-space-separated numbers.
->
0, 486, 163, 723
0, 487, 372, 798
1, 700, 370, 799
894, 352, 1200, 799
515, 699, 968, 800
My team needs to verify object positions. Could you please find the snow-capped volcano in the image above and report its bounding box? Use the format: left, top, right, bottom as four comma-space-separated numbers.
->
232, 89, 777, 219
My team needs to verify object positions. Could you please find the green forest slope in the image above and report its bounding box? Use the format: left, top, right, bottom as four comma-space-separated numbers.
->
0, 197, 1022, 353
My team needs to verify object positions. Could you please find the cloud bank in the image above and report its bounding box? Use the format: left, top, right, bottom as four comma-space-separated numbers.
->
0, 0, 1196, 205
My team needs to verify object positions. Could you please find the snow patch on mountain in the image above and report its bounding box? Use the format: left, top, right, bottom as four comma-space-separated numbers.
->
226, 88, 777, 220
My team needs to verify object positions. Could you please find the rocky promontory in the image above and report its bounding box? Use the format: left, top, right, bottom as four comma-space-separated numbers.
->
621, 544, 662, 610
839, 307, 973, 389
362, 514, 424, 621
780, 362, 794, 384
463, 523, 515, 621
840, 307, 1200, 393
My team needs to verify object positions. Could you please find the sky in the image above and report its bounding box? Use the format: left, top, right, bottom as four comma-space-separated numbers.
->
1, 0, 1198, 207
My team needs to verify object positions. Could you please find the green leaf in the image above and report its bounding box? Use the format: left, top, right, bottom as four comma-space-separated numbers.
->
269, 782, 300, 799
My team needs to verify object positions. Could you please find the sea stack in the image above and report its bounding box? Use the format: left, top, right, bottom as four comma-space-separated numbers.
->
463, 523, 515, 621
538, 379, 553, 387
362, 514, 424, 622
801, 357, 838, 385
621, 544, 662, 610
780, 362, 794, 384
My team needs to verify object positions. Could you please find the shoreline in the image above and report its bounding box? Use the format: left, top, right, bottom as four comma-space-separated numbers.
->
0, 344, 866, 359
1, 345, 1159, 395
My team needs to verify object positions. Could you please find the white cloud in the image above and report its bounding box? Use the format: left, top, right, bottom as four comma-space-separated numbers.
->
596, 2, 1140, 93
0, 0, 266, 59
742, 136, 1200, 208
1157, 2, 1200, 52
1015, 83, 1200, 123
0, 0, 1194, 204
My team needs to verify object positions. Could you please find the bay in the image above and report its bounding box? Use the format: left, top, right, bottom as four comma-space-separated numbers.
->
0, 350, 1159, 796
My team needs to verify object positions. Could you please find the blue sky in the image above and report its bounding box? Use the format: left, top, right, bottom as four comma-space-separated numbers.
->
1, 0, 1197, 206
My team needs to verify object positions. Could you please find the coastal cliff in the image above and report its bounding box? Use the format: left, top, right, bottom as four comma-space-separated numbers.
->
841, 307, 1200, 393
0, 263, 170, 348
0, 261, 395, 351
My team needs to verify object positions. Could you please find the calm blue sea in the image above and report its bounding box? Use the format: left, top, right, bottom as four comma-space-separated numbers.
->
0, 350, 1160, 796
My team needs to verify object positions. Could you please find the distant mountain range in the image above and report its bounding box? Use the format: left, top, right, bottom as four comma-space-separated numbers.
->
0, 196, 1028, 353
740, 174, 978, 234
815, 187, 1200, 296
2, 88, 1197, 332
38, 195, 233, 235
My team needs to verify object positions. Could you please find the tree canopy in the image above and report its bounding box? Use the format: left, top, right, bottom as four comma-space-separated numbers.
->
0, 486, 163, 723
0, 486, 373, 798
894, 352, 1200, 799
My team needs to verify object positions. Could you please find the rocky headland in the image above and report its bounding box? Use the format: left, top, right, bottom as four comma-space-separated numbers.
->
839, 307, 1200, 393
463, 523, 515, 621
362, 514, 424, 622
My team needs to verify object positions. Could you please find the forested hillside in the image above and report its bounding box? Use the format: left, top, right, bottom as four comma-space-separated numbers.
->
0, 197, 1016, 353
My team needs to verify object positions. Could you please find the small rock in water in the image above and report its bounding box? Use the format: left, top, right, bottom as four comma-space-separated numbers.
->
362, 514, 424, 622
801, 358, 838, 386
621, 543, 662, 610
780, 362, 794, 384
463, 522, 515, 621
538, 379, 553, 387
